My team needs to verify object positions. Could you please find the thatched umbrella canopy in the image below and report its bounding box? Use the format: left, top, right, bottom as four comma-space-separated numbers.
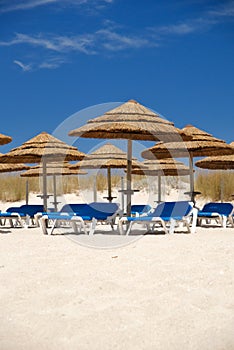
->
0, 153, 30, 173
0, 133, 12, 145
195, 142, 234, 202
195, 142, 234, 170
130, 159, 190, 202
69, 99, 190, 215
71, 143, 144, 202
141, 125, 234, 201
21, 162, 87, 211
0, 132, 85, 210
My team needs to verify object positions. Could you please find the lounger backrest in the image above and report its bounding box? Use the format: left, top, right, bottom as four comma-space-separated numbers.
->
19, 205, 44, 217
201, 202, 233, 215
60, 203, 119, 220
6, 207, 22, 213
150, 201, 193, 218
61, 204, 90, 215
88, 202, 120, 220
131, 204, 152, 215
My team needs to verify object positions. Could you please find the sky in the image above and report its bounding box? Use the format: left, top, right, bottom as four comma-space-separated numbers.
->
0, 0, 234, 157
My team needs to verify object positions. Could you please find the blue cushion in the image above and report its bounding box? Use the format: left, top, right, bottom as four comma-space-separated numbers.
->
198, 203, 233, 217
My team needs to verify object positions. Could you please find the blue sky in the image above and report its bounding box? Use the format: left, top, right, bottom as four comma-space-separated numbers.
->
0, 0, 234, 156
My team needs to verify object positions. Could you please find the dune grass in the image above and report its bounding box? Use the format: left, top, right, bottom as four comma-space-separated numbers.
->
0, 171, 233, 202
195, 170, 234, 201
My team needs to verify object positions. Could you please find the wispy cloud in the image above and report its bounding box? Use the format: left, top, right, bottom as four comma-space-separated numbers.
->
13, 60, 32, 71
0, 29, 152, 54
150, 2, 234, 37
13, 57, 66, 71
2, 2, 234, 72
0, 0, 113, 13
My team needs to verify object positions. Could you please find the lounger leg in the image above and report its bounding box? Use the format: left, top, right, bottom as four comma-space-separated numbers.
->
71, 221, 78, 234
118, 219, 123, 235
89, 218, 97, 236
222, 216, 227, 228
39, 217, 48, 235
191, 209, 198, 233
160, 220, 169, 234
169, 219, 176, 234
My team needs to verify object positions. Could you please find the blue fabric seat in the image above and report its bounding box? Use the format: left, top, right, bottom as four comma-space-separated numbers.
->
197, 202, 234, 228
130, 204, 152, 216
119, 201, 197, 235
39, 202, 121, 235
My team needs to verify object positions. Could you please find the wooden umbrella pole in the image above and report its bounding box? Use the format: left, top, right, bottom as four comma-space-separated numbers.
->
189, 156, 194, 195
42, 158, 47, 212
158, 174, 162, 203
93, 177, 97, 202
25, 180, 29, 205
121, 176, 124, 211
53, 174, 57, 212
220, 174, 224, 202
107, 167, 112, 202
126, 139, 132, 217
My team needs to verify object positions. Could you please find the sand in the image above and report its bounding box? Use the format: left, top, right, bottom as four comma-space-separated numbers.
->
0, 222, 234, 350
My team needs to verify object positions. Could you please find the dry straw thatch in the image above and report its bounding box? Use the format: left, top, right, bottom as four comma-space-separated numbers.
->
141, 125, 234, 159
0, 153, 30, 173
0, 132, 85, 211
0, 131, 85, 163
21, 162, 87, 177
71, 143, 143, 169
195, 142, 234, 170
141, 125, 234, 200
131, 159, 190, 176
68, 100, 190, 142
0, 132, 12, 146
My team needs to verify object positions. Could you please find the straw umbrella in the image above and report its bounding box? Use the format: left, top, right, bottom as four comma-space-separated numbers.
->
0, 133, 12, 145
0, 132, 85, 210
70, 143, 144, 203
141, 125, 234, 201
68, 99, 190, 216
0, 154, 30, 173
195, 142, 234, 201
130, 159, 190, 202
195, 142, 234, 170
21, 162, 87, 211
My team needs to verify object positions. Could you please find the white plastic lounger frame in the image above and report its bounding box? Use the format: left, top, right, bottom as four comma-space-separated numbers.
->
118, 202, 198, 235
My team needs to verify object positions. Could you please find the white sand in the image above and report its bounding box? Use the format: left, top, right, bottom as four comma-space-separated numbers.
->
0, 223, 234, 349
1, 191, 234, 349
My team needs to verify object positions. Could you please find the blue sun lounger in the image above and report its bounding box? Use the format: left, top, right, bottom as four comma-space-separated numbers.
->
0, 204, 44, 228
130, 204, 152, 216
39, 202, 122, 235
197, 202, 234, 228
118, 201, 197, 235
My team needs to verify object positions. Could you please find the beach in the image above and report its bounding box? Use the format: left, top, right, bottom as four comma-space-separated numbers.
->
1, 223, 234, 350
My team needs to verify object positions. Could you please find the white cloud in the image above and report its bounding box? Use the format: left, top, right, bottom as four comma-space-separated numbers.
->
0, 29, 153, 54
208, 2, 234, 17
13, 60, 32, 71
0, 0, 113, 13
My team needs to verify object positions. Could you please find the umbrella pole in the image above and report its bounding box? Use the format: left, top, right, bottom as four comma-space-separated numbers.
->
25, 180, 29, 205
107, 167, 112, 202
53, 174, 58, 212
121, 176, 124, 211
93, 177, 97, 202
220, 174, 224, 203
158, 174, 162, 203
126, 139, 132, 217
189, 156, 194, 200
42, 158, 47, 212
